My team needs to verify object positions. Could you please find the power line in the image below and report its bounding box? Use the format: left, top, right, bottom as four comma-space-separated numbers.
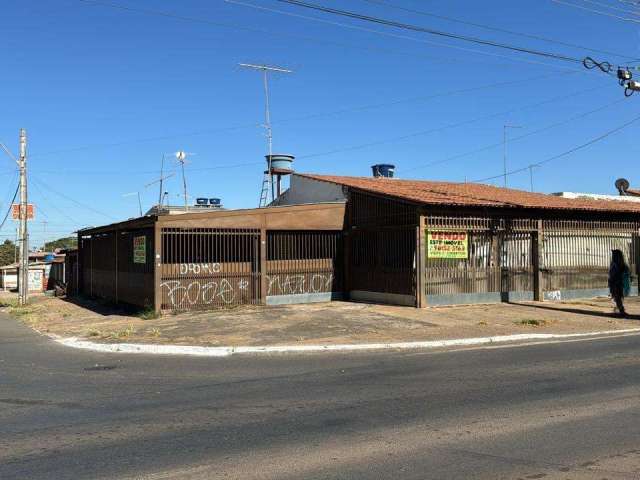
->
75, 0, 558, 76
359, 0, 640, 61
551, 0, 640, 23
576, 0, 640, 15
31, 176, 116, 221
275, 0, 586, 64
30, 180, 79, 224
472, 112, 640, 183
228, 0, 587, 72
0, 183, 20, 232
31, 71, 566, 164
404, 94, 626, 173
296, 83, 609, 160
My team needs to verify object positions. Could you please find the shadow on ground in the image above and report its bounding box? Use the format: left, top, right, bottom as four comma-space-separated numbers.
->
510, 301, 640, 321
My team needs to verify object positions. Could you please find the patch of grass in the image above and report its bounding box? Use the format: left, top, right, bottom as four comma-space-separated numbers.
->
148, 328, 161, 337
137, 307, 160, 320
477, 321, 488, 326
115, 325, 136, 338
88, 329, 102, 337
105, 325, 136, 339
0, 298, 19, 308
518, 319, 546, 327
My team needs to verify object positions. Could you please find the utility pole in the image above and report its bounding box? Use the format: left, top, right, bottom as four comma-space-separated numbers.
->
18, 129, 28, 306
503, 124, 522, 188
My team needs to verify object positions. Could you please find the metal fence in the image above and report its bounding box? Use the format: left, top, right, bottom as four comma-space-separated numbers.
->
541, 220, 639, 292
79, 227, 155, 308
424, 216, 639, 299
158, 229, 343, 311
159, 228, 261, 311
266, 231, 342, 297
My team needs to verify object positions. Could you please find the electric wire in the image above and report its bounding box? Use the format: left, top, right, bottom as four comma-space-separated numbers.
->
296, 83, 608, 160
551, 0, 640, 23
404, 95, 627, 173
227, 0, 586, 72
31, 71, 567, 163
577, 0, 640, 15
30, 180, 79, 225
359, 0, 639, 61
31, 176, 116, 221
0, 183, 20, 233
472, 112, 640, 183
275, 0, 585, 64
76, 0, 567, 74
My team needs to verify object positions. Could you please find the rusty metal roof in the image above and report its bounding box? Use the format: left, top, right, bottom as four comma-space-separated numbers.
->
297, 174, 640, 214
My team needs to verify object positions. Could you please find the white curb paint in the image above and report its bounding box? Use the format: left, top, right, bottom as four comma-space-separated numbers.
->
53, 328, 640, 357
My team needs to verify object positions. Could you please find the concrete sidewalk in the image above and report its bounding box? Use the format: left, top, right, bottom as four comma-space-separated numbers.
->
4, 294, 640, 348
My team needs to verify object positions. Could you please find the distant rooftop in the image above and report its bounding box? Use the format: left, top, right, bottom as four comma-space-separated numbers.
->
144, 204, 225, 216
553, 192, 640, 203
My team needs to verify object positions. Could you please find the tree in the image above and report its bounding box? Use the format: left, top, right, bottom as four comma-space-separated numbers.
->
0, 239, 16, 266
44, 236, 77, 252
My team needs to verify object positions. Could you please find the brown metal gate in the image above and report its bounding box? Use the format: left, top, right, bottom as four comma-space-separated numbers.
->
424, 218, 535, 301
266, 231, 342, 299
159, 228, 261, 311
349, 226, 416, 297
541, 220, 639, 294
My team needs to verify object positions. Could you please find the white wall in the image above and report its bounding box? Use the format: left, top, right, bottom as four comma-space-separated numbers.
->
275, 175, 346, 205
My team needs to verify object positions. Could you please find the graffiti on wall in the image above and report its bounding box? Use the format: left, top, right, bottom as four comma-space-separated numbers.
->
266, 273, 333, 296
161, 269, 335, 308
161, 278, 240, 306
178, 263, 222, 275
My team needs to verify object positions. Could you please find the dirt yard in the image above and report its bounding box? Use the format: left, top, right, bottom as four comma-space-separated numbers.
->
3, 293, 639, 347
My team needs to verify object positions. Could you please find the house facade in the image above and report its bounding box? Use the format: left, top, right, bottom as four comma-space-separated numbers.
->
74, 173, 640, 312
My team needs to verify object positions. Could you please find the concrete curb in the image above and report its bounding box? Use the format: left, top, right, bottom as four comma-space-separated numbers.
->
52, 328, 640, 357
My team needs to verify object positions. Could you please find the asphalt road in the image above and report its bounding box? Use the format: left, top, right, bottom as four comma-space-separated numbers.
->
2, 314, 640, 479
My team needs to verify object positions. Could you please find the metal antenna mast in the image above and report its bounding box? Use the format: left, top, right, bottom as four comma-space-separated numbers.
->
239, 63, 292, 206
176, 151, 189, 210
145, 154, 175, 208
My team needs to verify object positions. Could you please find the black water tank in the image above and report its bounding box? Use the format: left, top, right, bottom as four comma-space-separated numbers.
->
371, 164, 395, 178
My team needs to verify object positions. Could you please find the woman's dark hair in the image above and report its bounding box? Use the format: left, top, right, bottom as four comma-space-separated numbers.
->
612, 249, 626, 268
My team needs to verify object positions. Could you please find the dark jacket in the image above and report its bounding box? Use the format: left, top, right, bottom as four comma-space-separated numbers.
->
608, 262, 628, 295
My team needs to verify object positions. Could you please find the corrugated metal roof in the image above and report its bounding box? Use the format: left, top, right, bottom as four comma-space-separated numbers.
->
296, 174, 640, 214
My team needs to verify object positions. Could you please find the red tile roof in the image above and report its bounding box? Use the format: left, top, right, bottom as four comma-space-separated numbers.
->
297, 174, 640, 214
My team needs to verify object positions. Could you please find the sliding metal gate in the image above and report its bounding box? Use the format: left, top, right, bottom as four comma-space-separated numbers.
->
159, 228, 261, 311
424, 217, 639, 304
424, 218, 536, 303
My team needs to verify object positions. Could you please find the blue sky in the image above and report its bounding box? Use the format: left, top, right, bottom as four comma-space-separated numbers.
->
2, 0, 640, 247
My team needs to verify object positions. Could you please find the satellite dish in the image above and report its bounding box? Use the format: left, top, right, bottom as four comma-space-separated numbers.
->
615, 178, 630, 195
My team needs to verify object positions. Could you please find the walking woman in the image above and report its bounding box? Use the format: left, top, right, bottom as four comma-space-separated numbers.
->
609, 249, 630, 317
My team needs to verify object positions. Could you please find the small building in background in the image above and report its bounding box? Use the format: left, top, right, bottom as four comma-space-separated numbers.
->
0, 263, 50, 293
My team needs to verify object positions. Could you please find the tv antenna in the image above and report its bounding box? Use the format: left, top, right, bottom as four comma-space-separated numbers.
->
174, 151, 194, 210
123, 191, 143, 217
145, 155, 176, 207
239, 63, 293, 206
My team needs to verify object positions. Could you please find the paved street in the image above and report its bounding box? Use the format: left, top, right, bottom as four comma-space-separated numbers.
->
2, 313, 640, 479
